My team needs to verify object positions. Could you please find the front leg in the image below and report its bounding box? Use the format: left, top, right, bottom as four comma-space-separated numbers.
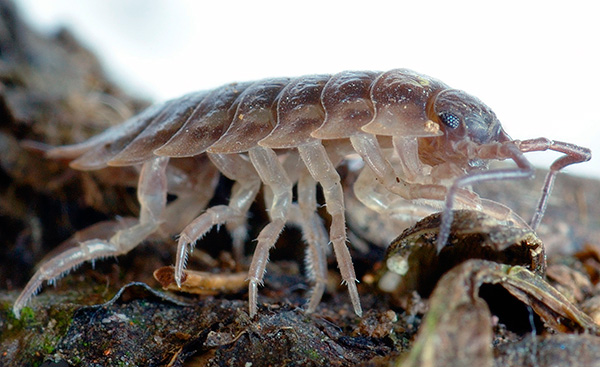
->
13, 156, 169, 318
350, 134, 450, 201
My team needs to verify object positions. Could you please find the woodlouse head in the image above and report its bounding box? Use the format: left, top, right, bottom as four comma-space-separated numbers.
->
420, 89, 511, 167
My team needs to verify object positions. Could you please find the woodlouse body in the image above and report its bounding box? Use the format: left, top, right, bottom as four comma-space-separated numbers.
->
13, 69, 591, 318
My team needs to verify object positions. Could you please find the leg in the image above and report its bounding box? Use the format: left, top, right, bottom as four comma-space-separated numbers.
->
246, 146, 293, 317
392, 136, 430, 181
209, 154, 262, 262
294, 168, 329, 313
159, 158, 220, 236
350, 134, 528, 252
272, 152, 329, 312
350, 134, 477, 204
353, 164, 441, 220
13, 156, 170, 318
298, 141, 362, 317
174, 153, 260, 286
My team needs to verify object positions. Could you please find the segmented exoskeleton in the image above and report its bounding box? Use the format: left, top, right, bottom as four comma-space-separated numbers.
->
12, 69, 590, 318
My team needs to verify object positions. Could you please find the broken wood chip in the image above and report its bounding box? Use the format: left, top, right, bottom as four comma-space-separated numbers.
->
378, 210, 545, 299
153, 266, 248, 295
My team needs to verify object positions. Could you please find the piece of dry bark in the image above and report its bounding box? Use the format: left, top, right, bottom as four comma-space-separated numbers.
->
378, 211, 599, 367
494, 334, 600, 367
398, 260, 600, 367
378, 210, 545, 302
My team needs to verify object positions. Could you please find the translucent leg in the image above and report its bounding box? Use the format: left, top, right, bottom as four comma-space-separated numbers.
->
246, 146, 293, 317
13, 156, 170, 319
159, 160, 219, 235
392, 136, 429, 181
296, 169, 329, 313
353, 165, 441, 220
298, 141, 362, 317
174, 153, 260, 286
350, 134, 451, 202
210, 153, 263, 262
350, 134, 512, 252
277, 152, 329, 312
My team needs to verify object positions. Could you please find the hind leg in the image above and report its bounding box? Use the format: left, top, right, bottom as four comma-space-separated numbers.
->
174, 153, 261, 285
13, 156, 170, 318
159, 157, 220, 236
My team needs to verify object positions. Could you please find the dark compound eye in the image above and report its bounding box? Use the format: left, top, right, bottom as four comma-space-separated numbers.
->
439, 112, 460, 129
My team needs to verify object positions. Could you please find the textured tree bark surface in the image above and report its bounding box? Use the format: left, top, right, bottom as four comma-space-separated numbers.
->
1, 1, 599, 366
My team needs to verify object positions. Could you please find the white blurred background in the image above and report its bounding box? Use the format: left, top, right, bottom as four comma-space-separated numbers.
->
13, 0, 600, 178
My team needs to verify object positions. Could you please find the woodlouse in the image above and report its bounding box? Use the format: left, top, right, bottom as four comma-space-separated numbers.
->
12, 69, 591, 318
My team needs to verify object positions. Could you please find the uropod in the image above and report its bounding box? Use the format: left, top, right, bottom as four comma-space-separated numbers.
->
12, 69, 591, 319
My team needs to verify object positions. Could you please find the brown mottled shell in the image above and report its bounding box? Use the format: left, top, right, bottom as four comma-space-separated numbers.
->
154, 82, 254, 157
47, 70, 454, 168
379, 210, 545, 298
207, 78, 290, 153
55, 101, 171, 170
109, 91, 210, 165
259, 75, 329, 148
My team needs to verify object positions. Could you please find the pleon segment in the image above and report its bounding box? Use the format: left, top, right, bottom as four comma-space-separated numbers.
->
154, 82, 252, 157
107, 91, 209, 166
207, 78, 290, 154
